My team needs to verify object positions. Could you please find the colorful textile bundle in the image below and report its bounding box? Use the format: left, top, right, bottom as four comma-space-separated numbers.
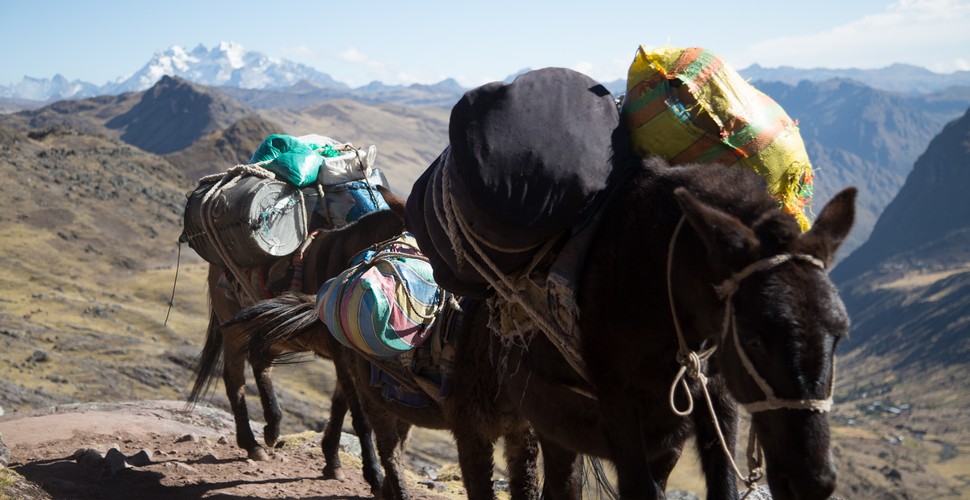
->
316, 234, 444, 358
623, 45, 815, 230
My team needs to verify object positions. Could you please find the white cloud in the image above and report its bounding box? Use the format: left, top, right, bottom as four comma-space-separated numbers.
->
337, 47, 370, 64
336, 48, 457, 86
746, 0, 970, 72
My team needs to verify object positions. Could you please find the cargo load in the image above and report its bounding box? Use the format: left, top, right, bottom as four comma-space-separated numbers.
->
622, 45, 815, 230
406, 67, 631, 298
316, 233, 445, 358
181, 134, 389, 270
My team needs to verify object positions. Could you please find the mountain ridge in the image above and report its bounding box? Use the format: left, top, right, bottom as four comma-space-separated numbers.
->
4, 42, 970, 106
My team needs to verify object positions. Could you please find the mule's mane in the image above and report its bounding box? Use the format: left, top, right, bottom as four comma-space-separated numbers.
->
322, 208, 404, 241
636, 156, 803, 250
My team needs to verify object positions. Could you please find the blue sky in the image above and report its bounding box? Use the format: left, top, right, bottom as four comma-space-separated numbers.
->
1, 0, 967, 88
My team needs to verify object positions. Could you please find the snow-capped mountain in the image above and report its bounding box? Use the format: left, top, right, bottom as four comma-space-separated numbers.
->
104, 42, 349, 94
1, 42, 350, 102
0, 74, 101, 101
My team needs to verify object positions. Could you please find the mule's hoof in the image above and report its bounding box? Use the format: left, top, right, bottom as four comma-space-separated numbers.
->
322, 465, 346, 481
248, 447, 271, 461
263, 425, 280, 448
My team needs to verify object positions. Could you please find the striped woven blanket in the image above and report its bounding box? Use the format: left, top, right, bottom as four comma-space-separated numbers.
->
316, 233, 445, 358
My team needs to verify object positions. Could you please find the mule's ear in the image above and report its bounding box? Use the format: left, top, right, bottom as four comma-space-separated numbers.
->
674, 187, 759, 268
799, 187, 857, 267
377, 185, 406, 220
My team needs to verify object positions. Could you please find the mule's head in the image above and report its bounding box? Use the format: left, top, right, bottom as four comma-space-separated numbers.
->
675, 186, 856, 500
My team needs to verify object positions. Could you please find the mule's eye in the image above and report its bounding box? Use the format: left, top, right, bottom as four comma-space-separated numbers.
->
742, 334, 764, 351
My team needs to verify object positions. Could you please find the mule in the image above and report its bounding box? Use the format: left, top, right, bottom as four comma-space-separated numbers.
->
487, 156, 855, 499
185, 185, 404, 491
232, 211, 544, 500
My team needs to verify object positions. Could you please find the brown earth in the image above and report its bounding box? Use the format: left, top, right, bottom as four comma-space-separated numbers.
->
0, 400, 463, 499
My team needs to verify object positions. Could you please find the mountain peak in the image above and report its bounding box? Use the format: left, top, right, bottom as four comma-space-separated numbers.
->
95, 42, 348, 96
105, 75, 253, 155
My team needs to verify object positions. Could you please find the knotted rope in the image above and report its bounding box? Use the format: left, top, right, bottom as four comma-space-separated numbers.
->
430, 151, 593, 385
197, 162, 309, 305
665, 215, 834, 496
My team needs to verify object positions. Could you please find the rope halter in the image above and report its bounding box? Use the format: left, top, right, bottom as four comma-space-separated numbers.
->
714, 252, 835, 414
665, 215, 836, 493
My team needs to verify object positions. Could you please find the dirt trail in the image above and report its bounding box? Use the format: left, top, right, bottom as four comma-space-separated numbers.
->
0, 400, 459, 499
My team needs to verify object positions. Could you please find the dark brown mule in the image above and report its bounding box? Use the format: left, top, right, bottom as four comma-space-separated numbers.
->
186, 186, 405, 492
233, 215, 542, 500
493, 156, 855, 499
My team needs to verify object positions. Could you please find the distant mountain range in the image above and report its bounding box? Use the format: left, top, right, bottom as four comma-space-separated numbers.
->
4, 42, 970, 107
0, 42, 460, 106
4, 67, 968, 258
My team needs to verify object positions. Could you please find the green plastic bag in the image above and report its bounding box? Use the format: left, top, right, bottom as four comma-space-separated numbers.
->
249, 134, 324, 187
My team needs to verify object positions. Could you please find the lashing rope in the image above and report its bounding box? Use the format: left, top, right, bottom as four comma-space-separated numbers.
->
430, 152, 593, 385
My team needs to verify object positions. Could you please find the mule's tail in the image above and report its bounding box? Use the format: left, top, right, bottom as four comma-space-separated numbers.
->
581, 456, 618, 500
187, 309, 224, 407
225, 292, 323, 364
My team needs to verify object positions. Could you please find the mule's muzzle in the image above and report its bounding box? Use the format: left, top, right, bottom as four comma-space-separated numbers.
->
767, 459, 836, 500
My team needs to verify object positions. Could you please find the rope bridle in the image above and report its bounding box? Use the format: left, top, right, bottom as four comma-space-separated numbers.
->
665, 215, 834, 495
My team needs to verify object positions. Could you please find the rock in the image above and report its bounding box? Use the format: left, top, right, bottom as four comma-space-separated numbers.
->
73, 448, 104, 470
338, 432, 361, 458
417, 480, 448, 492
418, 465, 438, 480
174, 462, 199, 474
127, 449, 153, 467
197, 453, 220, 464
104, 448, 130, 475
175, 434, 199, 443
667, 490, 701, 500
26, 350, 49, 363
217, 435, 229, 445
0, 432, 9, 466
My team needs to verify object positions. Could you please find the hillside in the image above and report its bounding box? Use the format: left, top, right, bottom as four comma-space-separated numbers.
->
754, 80, 969, 255
164, 114, 287, 180
824, 109, 970, 498
106, 76, 257, 155
259, 99, 449, 194
834, 108, 970, 284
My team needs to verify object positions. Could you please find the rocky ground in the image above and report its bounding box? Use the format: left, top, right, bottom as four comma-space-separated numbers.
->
0, 401, 464, 499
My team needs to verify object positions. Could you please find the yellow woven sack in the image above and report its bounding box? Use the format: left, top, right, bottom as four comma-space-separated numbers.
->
623, 45, 814, 230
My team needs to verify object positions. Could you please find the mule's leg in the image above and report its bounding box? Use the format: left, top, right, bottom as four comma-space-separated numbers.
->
223, 352, 269, 461
370, 409, 413, 500
452, 427, 496, 500
607, 409, 663, 499
503, 427, 540, 500
692, 377, 740, 500
538, 437, 582, 500
251, 355, 283, 448
648, 448, 682, 492
331, 353, 383, 495
320, 382, 348, 480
